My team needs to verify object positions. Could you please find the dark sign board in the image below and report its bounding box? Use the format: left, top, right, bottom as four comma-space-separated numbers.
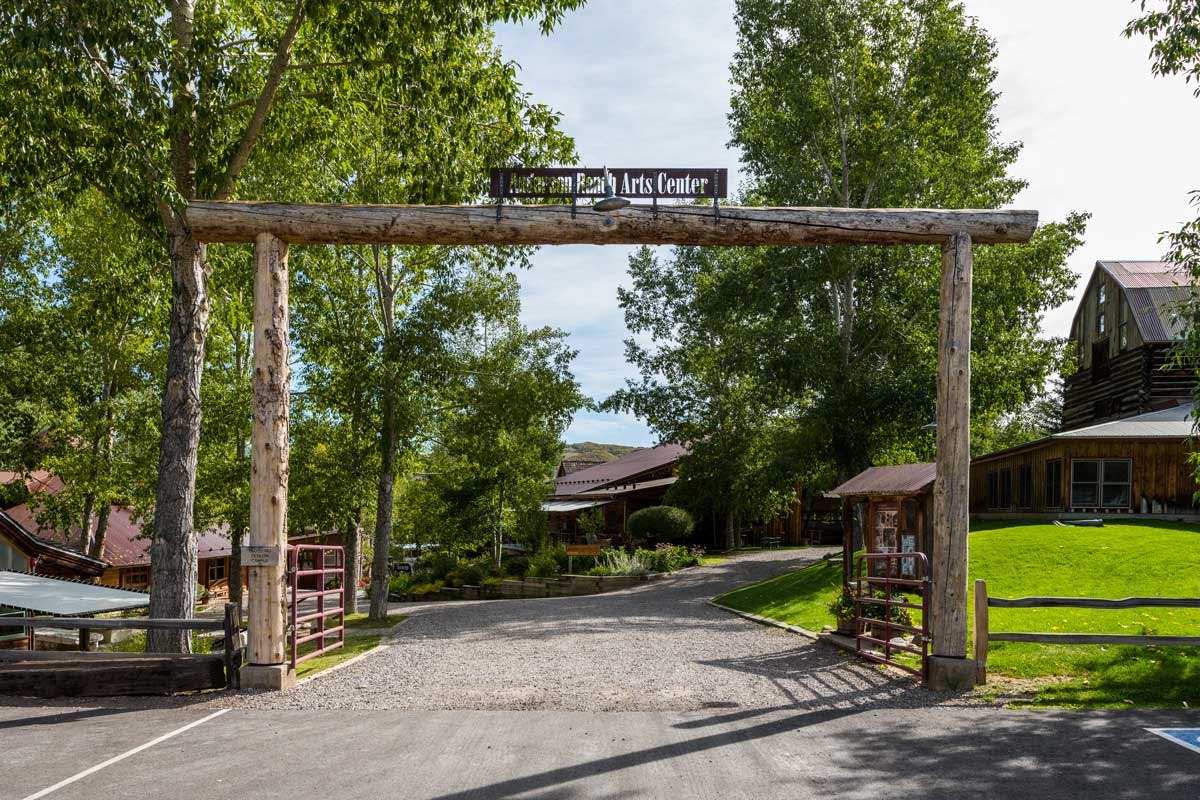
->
490, 167, 727, 200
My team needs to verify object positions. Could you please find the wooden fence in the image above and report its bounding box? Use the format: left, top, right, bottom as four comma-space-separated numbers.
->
1, 603, 243, 696
972, 579, 1200, 682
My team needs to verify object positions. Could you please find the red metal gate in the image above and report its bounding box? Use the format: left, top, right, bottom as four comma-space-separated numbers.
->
851, 551, 930, 679
288, 544, 345, 668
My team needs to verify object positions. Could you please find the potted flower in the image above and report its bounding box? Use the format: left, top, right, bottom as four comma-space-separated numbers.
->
826, 591, 857, 635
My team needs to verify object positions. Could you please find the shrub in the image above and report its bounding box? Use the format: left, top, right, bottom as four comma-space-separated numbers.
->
633, 543, 698, 573
526, 550, 561, 578
416, 551, 458, 581
627, 505, 694, 544
481, 576, 504, 587
445, 561, 485, 588
826, 591, 856, 620
502, 556, 530, 578
409, 580, 444, 596
600, 548, 650, 577
196, 583, 209, 604
586, 564, 613, 576
388, 575, 412, 595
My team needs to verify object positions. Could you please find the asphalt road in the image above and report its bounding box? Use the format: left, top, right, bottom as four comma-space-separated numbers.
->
3, 704, 1198, 799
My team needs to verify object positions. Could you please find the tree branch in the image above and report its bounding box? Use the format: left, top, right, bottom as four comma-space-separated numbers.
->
215, 0, 306, 200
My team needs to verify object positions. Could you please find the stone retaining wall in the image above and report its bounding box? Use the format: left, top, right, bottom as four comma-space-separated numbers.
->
390, 572, 671, 603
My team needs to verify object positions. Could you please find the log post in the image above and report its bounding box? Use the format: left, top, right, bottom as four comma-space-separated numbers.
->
927, 231, 977, 690
973, 578, 989, 684
240, 232, 295, 691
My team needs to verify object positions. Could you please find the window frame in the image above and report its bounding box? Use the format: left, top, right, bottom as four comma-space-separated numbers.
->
1070, 458, 1132, 510
1044, 458, 1063, 510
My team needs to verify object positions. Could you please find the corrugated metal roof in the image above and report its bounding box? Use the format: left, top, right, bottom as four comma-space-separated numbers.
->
0, 569, 150, 615
553, 443, 687, 496
1124, 285, 1190, 343
1097, 260, 1190, 290
540, 500, 611, 513
829, 463, 936, 497
1052, 402, 1194, 439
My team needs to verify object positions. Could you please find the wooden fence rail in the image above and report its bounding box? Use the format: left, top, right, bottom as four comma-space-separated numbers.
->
4, 604, 244, 692
972, 579, 1200, 683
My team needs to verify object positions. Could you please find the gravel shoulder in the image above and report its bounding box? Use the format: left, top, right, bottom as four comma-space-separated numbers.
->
225, 548, 966, 712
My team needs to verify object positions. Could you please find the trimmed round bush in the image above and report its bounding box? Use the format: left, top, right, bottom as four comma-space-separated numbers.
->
627, 505, 694, 543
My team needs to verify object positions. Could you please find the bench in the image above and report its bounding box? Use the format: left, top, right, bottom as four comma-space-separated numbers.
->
761, 536, 783, 549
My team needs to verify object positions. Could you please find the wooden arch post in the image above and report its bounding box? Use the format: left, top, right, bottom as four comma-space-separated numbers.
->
928, 231, 976, 690
186, 202, 1036, 691
240, 232, 293, 691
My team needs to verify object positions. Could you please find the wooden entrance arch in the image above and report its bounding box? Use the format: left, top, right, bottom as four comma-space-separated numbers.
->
185, 201, 1037, 690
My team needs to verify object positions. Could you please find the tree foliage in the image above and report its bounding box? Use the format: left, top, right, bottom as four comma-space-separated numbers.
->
610, 0, 1085, 536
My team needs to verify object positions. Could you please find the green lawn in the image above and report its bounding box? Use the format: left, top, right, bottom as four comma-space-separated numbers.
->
713, 520, 1200, 708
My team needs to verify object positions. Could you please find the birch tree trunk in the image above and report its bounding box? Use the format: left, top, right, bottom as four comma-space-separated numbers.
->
344, 507, 361, 615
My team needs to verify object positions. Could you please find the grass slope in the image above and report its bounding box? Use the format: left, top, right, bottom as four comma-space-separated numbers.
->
713, 520, 1200, 708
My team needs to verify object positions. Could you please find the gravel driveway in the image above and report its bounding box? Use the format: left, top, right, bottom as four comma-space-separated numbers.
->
230, 549, 948, 712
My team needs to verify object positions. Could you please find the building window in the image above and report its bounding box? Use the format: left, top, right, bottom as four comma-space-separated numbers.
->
122, 567, 150, 588
1016, 464, 1033, 509
1044, 459, 1063, 509
1070, 459, 1131, 509
207, 559, 227, 583
1098, 282, 1106, 306
0, 536, 30, 571
999, 468, 1013, 509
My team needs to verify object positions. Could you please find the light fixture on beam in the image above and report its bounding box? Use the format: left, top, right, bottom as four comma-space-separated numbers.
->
593, 167, 630, 213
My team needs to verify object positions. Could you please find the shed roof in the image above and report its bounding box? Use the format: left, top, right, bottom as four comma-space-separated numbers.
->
829, 463, 936, 497
552, 443, 687, 496
1052, 402, 1194, 439
0, 570, 150, 615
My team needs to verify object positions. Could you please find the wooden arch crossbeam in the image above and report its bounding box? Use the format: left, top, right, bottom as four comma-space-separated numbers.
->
190, 200, 1037, 693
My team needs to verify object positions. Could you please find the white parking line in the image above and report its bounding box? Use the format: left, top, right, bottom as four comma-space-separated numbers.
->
21, 708, 230, 800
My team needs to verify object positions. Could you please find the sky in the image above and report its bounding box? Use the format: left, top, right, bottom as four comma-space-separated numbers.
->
494, 0, 1200, 448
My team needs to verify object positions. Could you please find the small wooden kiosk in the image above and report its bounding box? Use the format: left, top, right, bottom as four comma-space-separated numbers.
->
831, 463, 936, 586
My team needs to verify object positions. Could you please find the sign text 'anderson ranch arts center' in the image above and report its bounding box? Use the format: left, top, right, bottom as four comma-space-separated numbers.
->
489, 167, 729, 200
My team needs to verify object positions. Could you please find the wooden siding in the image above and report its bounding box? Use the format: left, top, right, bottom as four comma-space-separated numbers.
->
971, 438, 1197, 514
1062, 345, 1193, 430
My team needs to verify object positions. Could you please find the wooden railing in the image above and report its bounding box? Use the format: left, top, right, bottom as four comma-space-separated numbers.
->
5, 603, 244, 689
972, 579, 1200, 682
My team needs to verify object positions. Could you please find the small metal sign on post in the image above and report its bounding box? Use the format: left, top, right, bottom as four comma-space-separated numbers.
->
489, 167, 727, 217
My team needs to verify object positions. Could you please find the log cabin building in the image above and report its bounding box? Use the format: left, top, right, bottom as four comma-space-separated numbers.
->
544, 443, 836, 547
1063, 261, 1193, 431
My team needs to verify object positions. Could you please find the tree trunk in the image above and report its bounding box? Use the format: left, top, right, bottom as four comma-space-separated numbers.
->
229, 524, 244, 606
725, 513, 736, 551
79, 493, 96, 555
89, 504, 110, 561
369, 370, 397, 621
344, 508, 361, 615
148, 230, 208, 653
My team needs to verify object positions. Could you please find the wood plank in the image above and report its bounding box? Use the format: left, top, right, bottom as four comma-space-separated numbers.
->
186, 202, 1038, 246
931, 232, 973, 660
990, 633, 1200, 647
989, 596, 1200, 609
3, 617, 224, 631
0, 654, 226, 697
0, 650, 217, 662
248, 233, 291, 667
973, 579, 989, 683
